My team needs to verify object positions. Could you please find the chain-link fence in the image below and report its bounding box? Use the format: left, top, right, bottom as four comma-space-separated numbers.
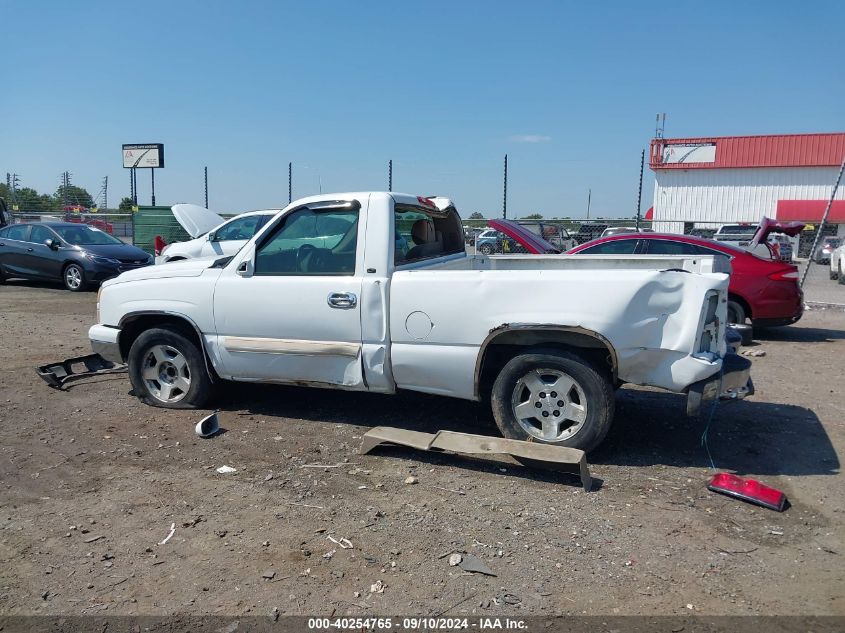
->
9, 211, 134, 240
463, 217, 837, 261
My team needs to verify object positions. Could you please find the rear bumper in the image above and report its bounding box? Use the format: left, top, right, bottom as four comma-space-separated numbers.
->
88, 324, 123, 364
686, 353, 753, 417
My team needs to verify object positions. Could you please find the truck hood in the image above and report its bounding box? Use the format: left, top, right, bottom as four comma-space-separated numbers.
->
749, 216, 805, 248
171, 203, 224, 238
487, 219, 560, 254
103, 256, 220, 286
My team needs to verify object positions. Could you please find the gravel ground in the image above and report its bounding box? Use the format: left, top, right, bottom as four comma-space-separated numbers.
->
800, 260, 845, 305
0, 280, 843, 617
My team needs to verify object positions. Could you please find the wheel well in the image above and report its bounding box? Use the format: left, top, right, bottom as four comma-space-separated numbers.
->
166, 256, 186, 262
475, 328, 616, 399
728, 293, 752, 320
118, 314, 203, 361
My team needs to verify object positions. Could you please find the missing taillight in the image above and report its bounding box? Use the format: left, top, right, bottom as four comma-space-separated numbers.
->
708, 473, 787, 511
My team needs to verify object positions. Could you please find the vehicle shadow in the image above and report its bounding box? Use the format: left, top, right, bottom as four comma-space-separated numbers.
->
217, 382, 838, 478
754, 326, 845, 343
592, 388, 839, 476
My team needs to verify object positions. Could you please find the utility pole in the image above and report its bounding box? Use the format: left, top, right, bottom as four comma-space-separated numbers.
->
388, 159, 393, 192
636, 149, 644, 230
151, 169, 156, 206
61, 171, 70, 207
130, 169, 134, 205
288, 162, 292, 204
502, 154, 508, 219
586, 188, 591, 219
204, 166, 209, 208
11, 173, 20, 205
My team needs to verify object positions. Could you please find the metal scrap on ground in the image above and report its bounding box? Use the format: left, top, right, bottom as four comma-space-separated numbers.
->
35, 353, 127, 390
360, 427, 592, 491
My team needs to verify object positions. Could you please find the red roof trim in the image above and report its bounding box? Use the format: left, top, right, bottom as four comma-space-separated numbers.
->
650, 133, 845, 170
776, 199, 845, 223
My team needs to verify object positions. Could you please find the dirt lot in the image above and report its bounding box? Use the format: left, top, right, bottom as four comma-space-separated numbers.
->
0, 279, 843, 618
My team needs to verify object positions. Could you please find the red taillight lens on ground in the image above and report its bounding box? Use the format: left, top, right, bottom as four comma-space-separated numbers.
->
708, 473, 787, 511
154, 235, 167, 257
768, 268, 799, 281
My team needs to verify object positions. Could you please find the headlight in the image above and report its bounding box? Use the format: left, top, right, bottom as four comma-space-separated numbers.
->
85, 254, 120, 265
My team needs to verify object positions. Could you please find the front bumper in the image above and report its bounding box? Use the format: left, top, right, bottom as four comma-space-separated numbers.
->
686, 352, 753, 417
88, 323, 123, 364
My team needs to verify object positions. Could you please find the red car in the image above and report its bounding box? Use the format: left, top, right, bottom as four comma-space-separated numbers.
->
566, 233, 802, 327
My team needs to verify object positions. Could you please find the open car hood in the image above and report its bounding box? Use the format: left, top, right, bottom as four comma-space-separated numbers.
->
486, 219, 560, 254
749, 216, 805, 248
171, 204, 224, 238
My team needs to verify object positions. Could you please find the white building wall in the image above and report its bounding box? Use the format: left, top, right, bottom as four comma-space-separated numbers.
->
652, 166, 845, 233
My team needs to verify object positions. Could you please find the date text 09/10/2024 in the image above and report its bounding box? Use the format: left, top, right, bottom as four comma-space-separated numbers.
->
307, 617, 527, 630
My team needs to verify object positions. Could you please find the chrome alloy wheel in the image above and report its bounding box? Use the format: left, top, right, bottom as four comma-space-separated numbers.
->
65, 265, 83, 290
510, 368, 588, 441
142, 344, 191, 403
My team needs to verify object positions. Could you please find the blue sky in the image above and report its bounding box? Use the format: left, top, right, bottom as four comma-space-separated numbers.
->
4, 1, 844, 217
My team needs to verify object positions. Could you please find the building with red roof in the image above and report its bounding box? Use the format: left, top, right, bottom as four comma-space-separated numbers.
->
649, 132, 845, 239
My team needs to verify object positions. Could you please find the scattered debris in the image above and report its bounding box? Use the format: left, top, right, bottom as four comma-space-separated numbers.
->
361, 427, 591, 491
369, 580, 385, 594
448, 553, 463, 566
404, 476, 419, 485
195, 411, 221, 437
327, 536, 353, 549
216, 465, 237, 474
300, 463, 352, 469
35, 353, 127, 390
323, 549, 336, 560
271, 607, 280, 622
262, 570, 276, 580
159, 523, 176, 545
458, 553, 496, 576
741, 349, 767, 357
83, 535, 103, 543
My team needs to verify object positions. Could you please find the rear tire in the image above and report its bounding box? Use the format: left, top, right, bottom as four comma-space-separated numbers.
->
490, 349, 615, 453
63, 263, 87, 292
839, 264, 845, 285
831, 267, 838, 280
128, 327, 212, 409
727, 299, 747, 325
479, 243, 493, 255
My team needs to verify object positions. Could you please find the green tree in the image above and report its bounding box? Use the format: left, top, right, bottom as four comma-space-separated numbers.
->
468, 211, 484, 220
118, 197, 134, 212
15, 188, 56, 213
523, 213, 543, 219
55, 184, 94, 208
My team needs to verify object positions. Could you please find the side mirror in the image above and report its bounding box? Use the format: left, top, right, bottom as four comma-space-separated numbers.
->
207, 232, 215, 242
235, 246, 255, 277
45, 238, 60, 250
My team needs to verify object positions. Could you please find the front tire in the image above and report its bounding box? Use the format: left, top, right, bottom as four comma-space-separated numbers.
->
490, 350, 615, 453
63, 263, 87, 292
128, 328, 212, 409
479, 243, 493, 255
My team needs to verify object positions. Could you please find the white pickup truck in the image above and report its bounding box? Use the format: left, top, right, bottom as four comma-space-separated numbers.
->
89, 192, 752, 452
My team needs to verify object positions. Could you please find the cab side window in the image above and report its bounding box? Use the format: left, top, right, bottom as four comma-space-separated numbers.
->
254, 208, 358, 275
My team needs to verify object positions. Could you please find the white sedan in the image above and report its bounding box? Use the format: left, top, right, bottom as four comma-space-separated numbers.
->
156, 205, 277, 264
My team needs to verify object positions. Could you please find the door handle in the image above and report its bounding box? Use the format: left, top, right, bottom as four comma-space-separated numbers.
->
27, 248, 34, 252
327, 292, 357, 309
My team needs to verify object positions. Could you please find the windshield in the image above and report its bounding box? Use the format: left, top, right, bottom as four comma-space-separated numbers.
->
54, 225, 123, 245
719, 225, 757, 235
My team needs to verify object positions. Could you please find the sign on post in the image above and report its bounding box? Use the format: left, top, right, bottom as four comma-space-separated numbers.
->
122, 144, 165, 168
